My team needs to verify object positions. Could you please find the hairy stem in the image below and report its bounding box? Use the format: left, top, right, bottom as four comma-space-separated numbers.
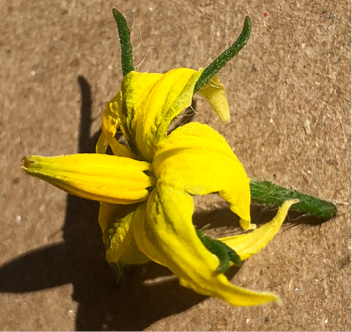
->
250, 180, 337, 219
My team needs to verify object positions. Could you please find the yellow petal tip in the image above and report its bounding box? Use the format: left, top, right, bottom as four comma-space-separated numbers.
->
247, 223, 257, 230
221, 115, 230, 123
21, 156, 32, 168
21, 155, 42, 173
286, 198, 299, 206
273, 294, 282, 305
239, 218, 253, 231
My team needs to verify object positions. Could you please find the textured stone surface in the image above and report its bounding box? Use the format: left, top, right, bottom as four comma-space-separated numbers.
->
1, 0, 350, 330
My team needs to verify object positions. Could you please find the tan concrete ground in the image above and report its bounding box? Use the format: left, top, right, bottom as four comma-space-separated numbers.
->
1, 0, 350, 330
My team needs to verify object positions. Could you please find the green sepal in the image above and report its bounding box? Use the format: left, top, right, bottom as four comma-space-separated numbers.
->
109, 261, 126, 284
112, 8, 135, 76
196, 229, 242, 274
194, 16, 251, 93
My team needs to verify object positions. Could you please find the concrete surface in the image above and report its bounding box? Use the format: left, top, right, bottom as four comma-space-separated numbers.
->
1, 0, 350, 330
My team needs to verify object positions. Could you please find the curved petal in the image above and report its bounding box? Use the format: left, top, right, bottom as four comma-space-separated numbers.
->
120, 71, 163, 157
121, 69, 201, 160
153, 122, 252, 229
120, 69, 231, 160
22, 154, 154, 204
99, 202, 149, 264
96, 92, 137, 159
133, 183, 280, 306
96, 132, 109, 155
220, 199, 299, 261
197, 75, 230, 123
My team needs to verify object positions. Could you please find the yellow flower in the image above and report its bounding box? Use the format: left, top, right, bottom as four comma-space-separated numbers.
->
22, 68, 297, 306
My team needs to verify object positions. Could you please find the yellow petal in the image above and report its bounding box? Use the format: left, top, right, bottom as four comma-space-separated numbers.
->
135, 69, 200, 157
116, 69, 232, 160
96, 92, 137, 158
121, 71, 163, 158
96, 132, 109, 154
22, 154, 154, 204
99, 202, 150, 264
101, 92, 121, 142
121, 69, 201, 160
153, 122, 253, 229
220, 199, 299, 260
133, 183, 280, 306
197, 75, 230, 123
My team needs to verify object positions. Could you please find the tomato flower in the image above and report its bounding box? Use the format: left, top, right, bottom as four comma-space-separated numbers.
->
23, 67, 298, 306
23, 8, 336, 308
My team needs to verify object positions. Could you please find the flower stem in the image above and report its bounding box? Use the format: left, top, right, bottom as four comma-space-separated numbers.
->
112, 8, 135, 76
194, 16, 251, 93
250, 180, 337, 219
